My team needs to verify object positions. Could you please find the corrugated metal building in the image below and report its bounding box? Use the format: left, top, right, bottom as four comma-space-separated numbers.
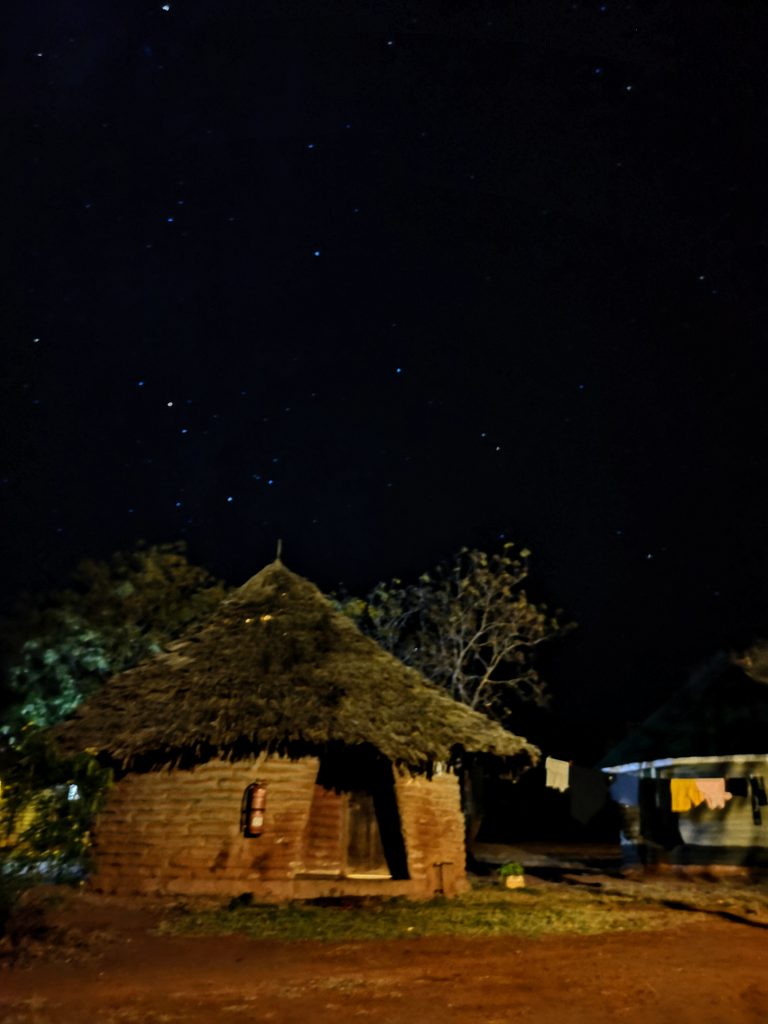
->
599, 647, 768, 869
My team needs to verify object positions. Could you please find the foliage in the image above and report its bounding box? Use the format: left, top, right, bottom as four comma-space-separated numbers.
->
498, 861, 525, 877
1, 542, 229, 729
339, 545, 572, 724
162, 886, 682, 942
0, 727, 112, 878
734, 639, 768, 684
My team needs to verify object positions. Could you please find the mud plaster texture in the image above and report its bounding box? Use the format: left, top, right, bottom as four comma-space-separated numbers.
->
90, 756, 468, 899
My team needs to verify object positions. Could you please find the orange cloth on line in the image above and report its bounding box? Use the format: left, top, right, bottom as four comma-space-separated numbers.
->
693, 778, 733, 810
670, 778, 706, 812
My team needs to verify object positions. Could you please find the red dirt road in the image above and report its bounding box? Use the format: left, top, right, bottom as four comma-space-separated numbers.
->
2, 893, 768, 1023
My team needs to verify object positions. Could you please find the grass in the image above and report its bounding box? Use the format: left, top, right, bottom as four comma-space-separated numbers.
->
161, 884, 684, 942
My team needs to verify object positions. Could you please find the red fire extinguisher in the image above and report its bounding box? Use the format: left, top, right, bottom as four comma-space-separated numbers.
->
241, 782, 267, 837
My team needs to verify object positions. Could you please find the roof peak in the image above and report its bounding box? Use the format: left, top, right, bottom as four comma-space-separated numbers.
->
230, 558, 314, 603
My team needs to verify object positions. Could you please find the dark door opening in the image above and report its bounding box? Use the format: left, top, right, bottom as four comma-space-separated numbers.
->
346, 791, 389, 876
302, 749, 409, 880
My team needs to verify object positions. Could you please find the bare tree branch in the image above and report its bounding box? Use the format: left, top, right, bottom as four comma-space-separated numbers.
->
338, 545, 574, 725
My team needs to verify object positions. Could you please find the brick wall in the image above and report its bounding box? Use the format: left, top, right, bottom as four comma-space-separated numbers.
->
301, 784, 346, 875
395, 769, 469, 896
90, 755, 468, 898
90, 755, 318, 897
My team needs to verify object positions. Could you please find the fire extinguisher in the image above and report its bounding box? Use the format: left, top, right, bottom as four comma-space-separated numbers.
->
241, 782, 267, 837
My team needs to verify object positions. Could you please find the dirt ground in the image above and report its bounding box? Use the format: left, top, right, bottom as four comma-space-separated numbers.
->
2, 887, 768, 1024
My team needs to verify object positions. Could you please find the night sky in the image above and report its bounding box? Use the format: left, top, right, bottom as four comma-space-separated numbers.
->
4, 0, 768, 753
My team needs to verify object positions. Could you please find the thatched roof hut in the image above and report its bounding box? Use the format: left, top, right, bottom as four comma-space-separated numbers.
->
56, 561, 537, 898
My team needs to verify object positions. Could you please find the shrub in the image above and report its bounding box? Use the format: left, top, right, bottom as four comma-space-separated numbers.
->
0, 727, 112, 880
498, 861, 525, 878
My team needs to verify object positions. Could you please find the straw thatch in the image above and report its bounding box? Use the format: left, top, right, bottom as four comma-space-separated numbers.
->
54, 561, 538, 773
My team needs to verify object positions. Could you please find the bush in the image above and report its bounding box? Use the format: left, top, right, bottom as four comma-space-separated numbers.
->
498, 861, 525, 878
0, 728, 112, 879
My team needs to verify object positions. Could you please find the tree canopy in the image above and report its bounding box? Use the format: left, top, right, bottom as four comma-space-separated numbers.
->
340, 544, 572, 726
1, 542, 229, 729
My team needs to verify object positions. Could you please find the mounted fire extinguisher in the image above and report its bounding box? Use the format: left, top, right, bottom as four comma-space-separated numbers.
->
241, 781, 267, 837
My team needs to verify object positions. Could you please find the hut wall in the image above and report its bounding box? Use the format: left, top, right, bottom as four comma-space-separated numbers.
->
301, 784, 346, 875
394, 770, 469, 896
89, 757, 469, 898
90, 755, 318, 898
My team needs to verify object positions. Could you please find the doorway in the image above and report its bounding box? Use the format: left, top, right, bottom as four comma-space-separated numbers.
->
301, 751, 409, 880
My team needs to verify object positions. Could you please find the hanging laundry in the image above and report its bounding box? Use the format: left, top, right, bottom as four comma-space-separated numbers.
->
725, 778, 748, 798
569, 765, 611, 824
693, 779, 732, 810
610, 772, 640, 807
639, 779, 683, 850
670, 778, 706, 812
749, 776, 768, 826
545, 756, 570, 792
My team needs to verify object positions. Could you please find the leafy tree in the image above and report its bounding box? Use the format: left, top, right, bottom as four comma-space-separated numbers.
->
341, 544, 572, 726
1, 542, 229, 729
0, 727, 112, 877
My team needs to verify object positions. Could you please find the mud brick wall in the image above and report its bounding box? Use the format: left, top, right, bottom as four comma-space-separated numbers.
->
395, 770, 468, 896
302, 784, 346, 875
90, 755, 319, 897
89, 755, 468, 898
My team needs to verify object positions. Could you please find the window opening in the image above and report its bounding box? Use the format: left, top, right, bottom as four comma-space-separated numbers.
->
241, 781, 267, 837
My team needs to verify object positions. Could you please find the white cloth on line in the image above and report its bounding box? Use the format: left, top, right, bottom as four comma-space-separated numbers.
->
545, 756, 570, 792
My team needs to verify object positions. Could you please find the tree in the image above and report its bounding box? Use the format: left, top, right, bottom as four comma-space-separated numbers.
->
341, 544, 571, 726
340, 545, 572, 854
1, 542, 230, 729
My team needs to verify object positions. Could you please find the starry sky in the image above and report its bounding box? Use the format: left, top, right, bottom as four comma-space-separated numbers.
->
4, 0, 768, 754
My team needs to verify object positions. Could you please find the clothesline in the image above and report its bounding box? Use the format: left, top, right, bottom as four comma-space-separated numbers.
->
542, 755, 768, 826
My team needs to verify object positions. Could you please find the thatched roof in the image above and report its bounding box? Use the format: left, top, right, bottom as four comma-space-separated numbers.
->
599, 650, 768, 767
53, 561, 538, 773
